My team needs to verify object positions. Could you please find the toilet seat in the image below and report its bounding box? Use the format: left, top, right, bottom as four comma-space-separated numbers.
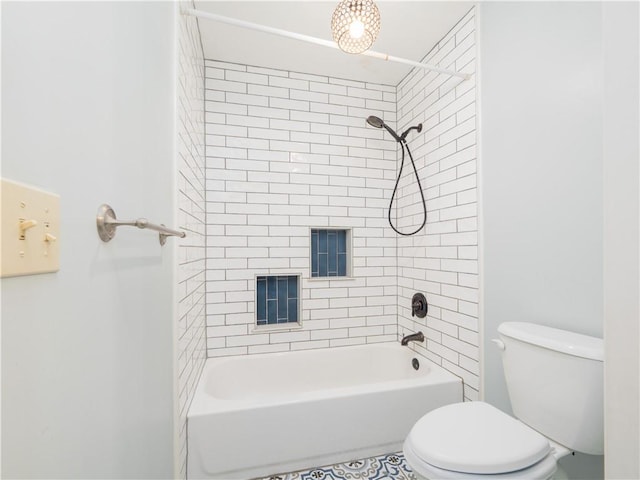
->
404, 441, 557, 480
403, 402, 557, 479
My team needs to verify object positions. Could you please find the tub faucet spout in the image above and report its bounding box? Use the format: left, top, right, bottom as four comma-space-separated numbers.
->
401, 331, 425, 346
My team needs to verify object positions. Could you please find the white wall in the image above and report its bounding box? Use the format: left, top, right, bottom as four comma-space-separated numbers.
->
602, 2, 640, 478
396, 8, 479, 401
479, 2, 604, 477
204, 62, 399, 354
1, 3, 176, 478
175, 4, 206, 478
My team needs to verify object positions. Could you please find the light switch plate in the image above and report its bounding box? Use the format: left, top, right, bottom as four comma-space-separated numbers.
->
1, 179, 60, 278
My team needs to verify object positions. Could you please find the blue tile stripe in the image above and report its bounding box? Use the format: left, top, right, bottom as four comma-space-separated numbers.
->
311, 229, 347, 278
256, 275, 299, 325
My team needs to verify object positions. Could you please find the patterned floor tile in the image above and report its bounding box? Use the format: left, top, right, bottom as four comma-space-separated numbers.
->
257, 452, 417, 480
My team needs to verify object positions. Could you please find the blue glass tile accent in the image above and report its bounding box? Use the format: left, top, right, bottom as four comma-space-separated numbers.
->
318, 253, 328, 277
287, 299, 298, 322
311, 231, 318, 277
338, 230, 347, 254
311, 229, 348, 278
277, 277, 288, 321
256, 275, 299, 326
267, 299, 277, 324
337, 253, 346, 277
267, 276, 277, 299
319, 230, 327, 254
288, 276, 297, 298
328, 231, 337, 275
256, 277, 267, 325
337, 230, 347, 276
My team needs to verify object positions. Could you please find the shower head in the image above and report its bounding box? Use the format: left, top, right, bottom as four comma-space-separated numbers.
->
366, 116, 402, 142
366, 116, 385, 129
365, 115, 423, 143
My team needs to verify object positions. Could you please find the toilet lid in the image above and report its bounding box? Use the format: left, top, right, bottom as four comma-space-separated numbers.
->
405, 402, 551, 475
404, 440, 557, 480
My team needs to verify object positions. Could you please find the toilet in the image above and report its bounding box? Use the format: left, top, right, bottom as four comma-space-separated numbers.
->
403, 322, 603, 479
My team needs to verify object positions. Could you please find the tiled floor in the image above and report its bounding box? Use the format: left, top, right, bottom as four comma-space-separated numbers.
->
258, 452, 417, 480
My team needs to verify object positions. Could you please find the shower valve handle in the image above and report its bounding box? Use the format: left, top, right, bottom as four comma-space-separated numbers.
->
411, 293, 428, 318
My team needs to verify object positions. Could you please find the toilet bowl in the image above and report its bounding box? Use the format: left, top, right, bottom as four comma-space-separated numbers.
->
403, 322, 603, 480
403, 402, 565, 479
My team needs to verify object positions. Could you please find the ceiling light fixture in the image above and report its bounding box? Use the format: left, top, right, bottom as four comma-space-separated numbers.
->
331, 0, 381, 54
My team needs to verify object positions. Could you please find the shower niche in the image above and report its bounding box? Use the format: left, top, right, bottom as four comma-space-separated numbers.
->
256, 275, 301, 326
310, 228, 351, 278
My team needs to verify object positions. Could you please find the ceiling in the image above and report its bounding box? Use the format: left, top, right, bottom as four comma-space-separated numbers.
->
194, 1, 473, 85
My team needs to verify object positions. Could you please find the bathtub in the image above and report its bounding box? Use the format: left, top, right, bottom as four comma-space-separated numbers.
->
187, 343, 462, 479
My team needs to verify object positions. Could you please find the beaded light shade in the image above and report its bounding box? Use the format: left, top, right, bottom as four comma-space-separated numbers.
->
331, 0, 381, 54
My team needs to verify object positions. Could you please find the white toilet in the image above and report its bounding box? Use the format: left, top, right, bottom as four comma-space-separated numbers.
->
403, 322, 603, 479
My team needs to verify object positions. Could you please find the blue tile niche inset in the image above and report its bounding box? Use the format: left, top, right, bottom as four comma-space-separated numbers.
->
311, 229, 348, 278
256, 275, 299, 326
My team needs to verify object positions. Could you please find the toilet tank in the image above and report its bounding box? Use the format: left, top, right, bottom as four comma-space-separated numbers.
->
497, 322, 603, 455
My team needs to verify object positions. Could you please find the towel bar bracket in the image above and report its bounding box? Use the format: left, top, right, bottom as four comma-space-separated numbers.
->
96, 204, 186, 246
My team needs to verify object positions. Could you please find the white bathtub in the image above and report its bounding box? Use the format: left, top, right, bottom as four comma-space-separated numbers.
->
187, 343, 462, 479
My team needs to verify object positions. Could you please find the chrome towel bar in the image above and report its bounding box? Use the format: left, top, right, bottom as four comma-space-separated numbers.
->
96, 204, 186, 246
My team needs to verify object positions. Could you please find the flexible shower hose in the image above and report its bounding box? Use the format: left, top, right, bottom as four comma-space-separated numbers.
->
388, 141, 427, 236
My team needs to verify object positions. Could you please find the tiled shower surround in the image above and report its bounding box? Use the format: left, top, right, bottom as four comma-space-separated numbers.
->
205, 9, 478, 398
176, 3, 206, 477
205, 63, 399, 354
396, 9, 479, 401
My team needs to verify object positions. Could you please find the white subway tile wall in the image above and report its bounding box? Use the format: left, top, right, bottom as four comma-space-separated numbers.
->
176, 5, 206, 478
396, 8, 478, 401
204, 7, 477, 400
205, 63, 399, 355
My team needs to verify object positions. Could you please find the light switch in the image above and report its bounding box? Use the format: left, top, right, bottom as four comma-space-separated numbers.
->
1, 179, 60, 277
